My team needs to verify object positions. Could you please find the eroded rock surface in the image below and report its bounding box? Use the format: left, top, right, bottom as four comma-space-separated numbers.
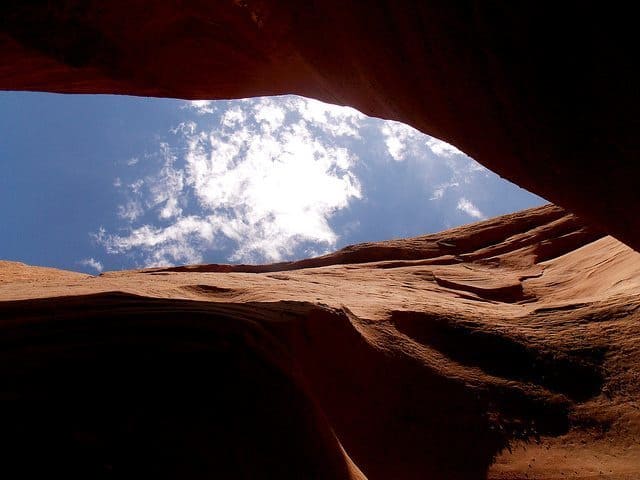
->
1, 205, 639, 479
1, 4, 638, 477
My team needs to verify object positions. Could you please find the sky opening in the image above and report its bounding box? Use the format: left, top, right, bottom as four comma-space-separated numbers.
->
0, 92, 545, 273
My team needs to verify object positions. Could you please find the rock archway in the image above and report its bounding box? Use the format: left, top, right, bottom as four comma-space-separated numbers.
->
1, 3, 639, 479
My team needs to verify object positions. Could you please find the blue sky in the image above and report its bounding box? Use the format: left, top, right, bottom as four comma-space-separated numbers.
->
0, 92, 545, 274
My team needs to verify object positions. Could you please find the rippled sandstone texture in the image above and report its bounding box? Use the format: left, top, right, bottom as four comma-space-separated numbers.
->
1, 205, 639, 479
1, 2, 639, 479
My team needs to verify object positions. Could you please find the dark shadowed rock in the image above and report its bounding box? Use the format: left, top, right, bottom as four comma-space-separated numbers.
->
1, 206, 639, 478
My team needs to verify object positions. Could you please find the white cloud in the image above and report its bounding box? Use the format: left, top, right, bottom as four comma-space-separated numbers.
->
221, 106, 246, 128
292, 97, 364, 137
431, 181, 460, 200
379, 122, 486, 210
428, 143, 487, 201
380, 121, 419, 161
186, 100, 215, 115
427, 137, 465, 157
170, 121, 197, 136
147, 143, 184, 220
117, 200, 144, 222
254, 98, 286, 131
180, 98, 361, 263
128, 179, 144, 194
112, 144, 186, 225
97, 96, 363, 266
79, 257, 103, 273
457, 197, 485, 219
95, 216, 216, 267
98, 95, 497, 268
380, 122, 469, 166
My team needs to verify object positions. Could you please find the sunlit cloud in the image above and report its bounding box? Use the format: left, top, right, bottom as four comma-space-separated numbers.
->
117, 200, 144, 222
431, 181, 460, 200
380, 121, 420, 161
427, 137, 465, 157
378, 120, 488, 202
147, 143, 185, 220
186, 100, 215, 115
293, 97, 363, 137
96, 95, 520, 268
94, 216, 216, 266
457, 197, 485, 220
97, 96, 363, 266
78, 257, 103, 273
183, 102, 361, 263
429, 153, 488, 201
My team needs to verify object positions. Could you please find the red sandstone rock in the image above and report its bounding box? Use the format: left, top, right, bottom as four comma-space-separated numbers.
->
1, 205, 639, 479
1, 4, 639, 478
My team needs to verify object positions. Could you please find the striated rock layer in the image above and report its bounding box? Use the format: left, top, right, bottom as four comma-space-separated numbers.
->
1, 205, 639, 479
0, 1, 638, 250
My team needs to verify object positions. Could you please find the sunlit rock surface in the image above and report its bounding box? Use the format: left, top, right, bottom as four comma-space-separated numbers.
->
1, 205, 639, 479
